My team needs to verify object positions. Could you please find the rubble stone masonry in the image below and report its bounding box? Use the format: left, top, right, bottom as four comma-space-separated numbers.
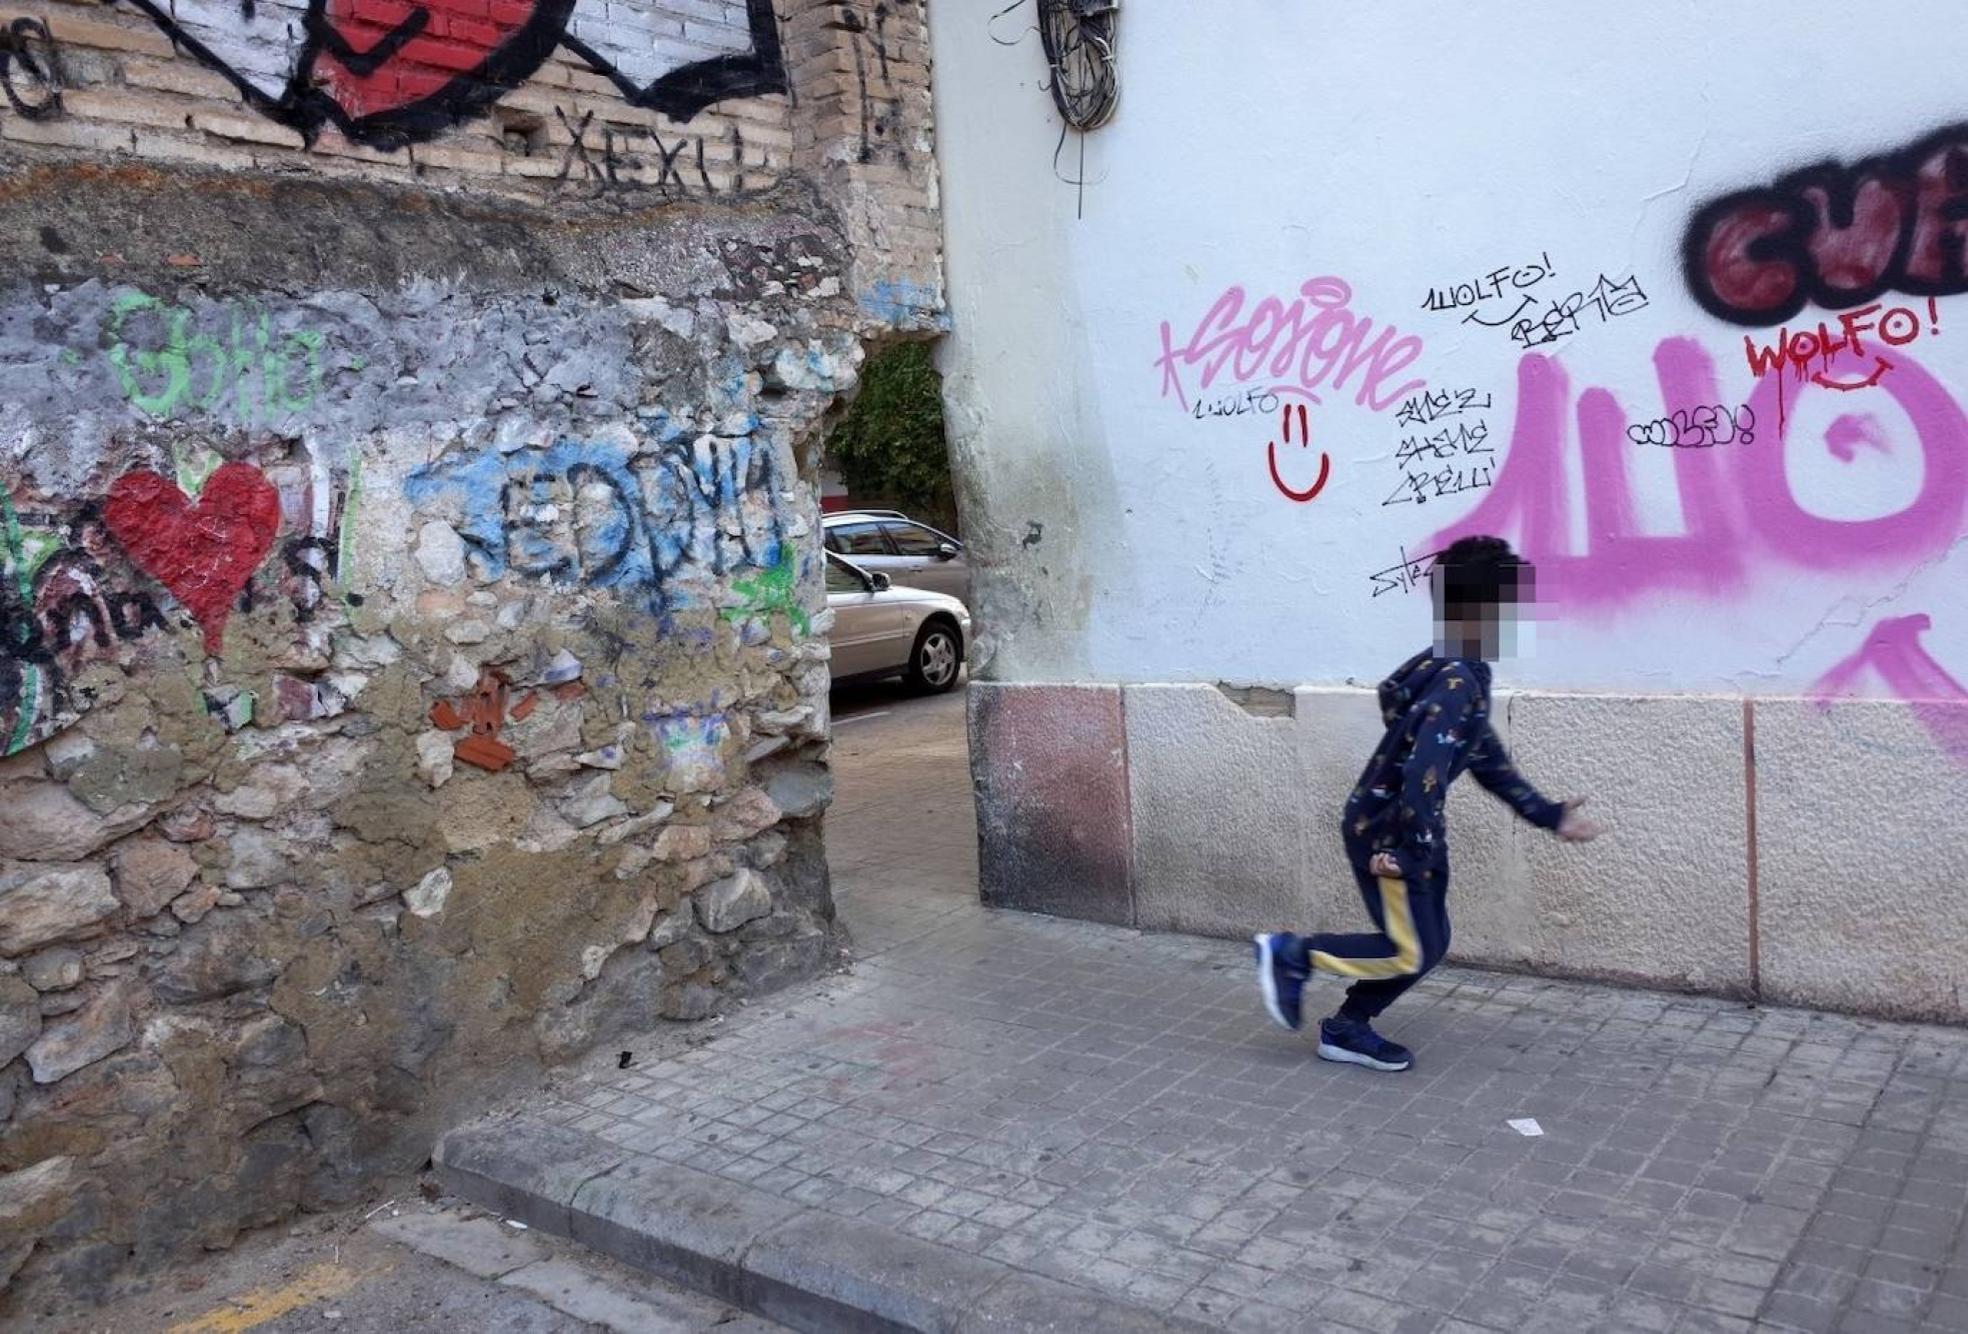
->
0, 0, 940, 1310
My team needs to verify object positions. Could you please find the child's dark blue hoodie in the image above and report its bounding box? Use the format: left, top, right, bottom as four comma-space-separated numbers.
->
1343, 649, 1563, 879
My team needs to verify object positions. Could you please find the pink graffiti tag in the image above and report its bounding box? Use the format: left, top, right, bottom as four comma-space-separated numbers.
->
1156, 277, 1427, 415
1811, 614, 1968, 769
1425, 339, 1968, 612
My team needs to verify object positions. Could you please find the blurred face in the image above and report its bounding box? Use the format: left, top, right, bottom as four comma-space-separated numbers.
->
1432, 562, 1536, 661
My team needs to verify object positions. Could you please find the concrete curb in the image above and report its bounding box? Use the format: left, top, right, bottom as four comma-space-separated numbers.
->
435, 1116, 1211, 1333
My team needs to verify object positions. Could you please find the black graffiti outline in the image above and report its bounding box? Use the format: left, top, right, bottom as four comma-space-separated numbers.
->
648, 437, 785, 580
561, 0, 785, 123
1381, 461, 1497, 508
1625, 404, 1757, 450
650, 133, 690, 190
1367, 545, 1444, 599
1, 538, 175, 744
1394, 387, 1492, 429
117, 0, 783, 149
282, 534, 365, 621
0, 16, 63, 121
554, 106, 605, 188
1681, 123, 1968, 327
305, 5, 431, 79
554, 119, 732, 195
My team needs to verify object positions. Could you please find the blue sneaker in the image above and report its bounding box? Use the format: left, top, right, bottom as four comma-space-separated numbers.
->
1317, 1016, 1413, 1072
1253, 933, 1307, 1031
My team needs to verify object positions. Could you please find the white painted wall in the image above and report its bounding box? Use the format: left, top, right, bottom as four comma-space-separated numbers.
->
933, 0, 1968, 705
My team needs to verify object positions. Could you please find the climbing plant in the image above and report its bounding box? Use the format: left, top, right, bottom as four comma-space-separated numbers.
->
826, 341, 956, 532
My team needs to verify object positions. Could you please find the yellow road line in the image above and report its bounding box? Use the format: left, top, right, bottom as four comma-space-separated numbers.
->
166, 1262, 364, 1334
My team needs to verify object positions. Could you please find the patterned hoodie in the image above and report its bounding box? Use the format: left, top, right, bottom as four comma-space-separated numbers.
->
1343, 649, 1562, 879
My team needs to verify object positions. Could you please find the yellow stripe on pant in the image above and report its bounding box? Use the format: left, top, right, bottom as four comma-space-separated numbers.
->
1308, 877, 1421, 979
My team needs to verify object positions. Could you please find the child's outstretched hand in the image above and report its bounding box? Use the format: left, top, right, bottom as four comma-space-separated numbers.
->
1557, 796, 1605, 844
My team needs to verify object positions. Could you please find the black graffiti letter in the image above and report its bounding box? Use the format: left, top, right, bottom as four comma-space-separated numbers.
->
0, 18, 64, 122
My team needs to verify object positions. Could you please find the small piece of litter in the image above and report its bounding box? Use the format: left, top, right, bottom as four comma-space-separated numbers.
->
618, 1051, 633, 1069
1508, 1118, 1545, 1137
361, 1198, 398, 1221
505, 1219, 530, 1230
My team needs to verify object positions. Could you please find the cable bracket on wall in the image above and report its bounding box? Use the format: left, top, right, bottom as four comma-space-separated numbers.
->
991, 0, 1119, 218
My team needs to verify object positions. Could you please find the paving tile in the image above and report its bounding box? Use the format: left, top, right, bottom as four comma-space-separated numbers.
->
446, 692, 1968, 1333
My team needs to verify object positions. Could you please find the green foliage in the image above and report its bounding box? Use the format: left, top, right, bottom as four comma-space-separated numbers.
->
827, 341, 955, 530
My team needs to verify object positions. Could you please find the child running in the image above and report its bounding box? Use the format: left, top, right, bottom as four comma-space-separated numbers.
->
1254, 535, 1604, 1071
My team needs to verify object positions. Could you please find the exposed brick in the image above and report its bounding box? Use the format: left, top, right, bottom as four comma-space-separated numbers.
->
2, 117, 135, 152
194, 111, 307, 149
41, 11, 178, 57
119, 56, 244, 101
128, 125, 253, 169
56, 88, 195, 132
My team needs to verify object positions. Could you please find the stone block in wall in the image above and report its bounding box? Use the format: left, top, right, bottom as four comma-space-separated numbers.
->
24, 984, 133, 1084
0, 976, 39, 1067
1479, 693, 1752, 997
1126, 684, 1308, 939
0, 863, 119, 957
968, 683, 1133, 925
1755, 698, 1968, 1024
696, 868, 772, 933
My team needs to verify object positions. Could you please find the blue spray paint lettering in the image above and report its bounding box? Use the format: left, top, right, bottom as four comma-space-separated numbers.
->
403, 434, 789, 614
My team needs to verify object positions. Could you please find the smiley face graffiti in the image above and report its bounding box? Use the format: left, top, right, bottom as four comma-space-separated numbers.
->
1267, 403, 1332, 503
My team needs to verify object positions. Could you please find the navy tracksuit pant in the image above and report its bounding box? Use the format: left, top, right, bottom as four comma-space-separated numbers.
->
1298, 840, 1452, 1021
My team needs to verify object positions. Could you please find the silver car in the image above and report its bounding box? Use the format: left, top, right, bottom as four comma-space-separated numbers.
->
824, 552, 969, 693
822, 510, 969, 603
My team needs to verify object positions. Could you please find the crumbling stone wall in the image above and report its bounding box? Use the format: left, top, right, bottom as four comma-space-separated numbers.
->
0, 0, 940, 1311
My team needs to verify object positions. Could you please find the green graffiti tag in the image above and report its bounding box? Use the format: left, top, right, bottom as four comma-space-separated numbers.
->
106, 290, 324, 424
721, 547, 809, 636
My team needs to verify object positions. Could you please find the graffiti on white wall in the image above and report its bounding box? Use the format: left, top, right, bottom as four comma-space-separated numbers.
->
1155, 277, 1427, 506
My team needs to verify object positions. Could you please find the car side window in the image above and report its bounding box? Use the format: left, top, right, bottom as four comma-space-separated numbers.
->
830, 523, 893, 556
882, 523, 949, 557
824, 559, 864, 593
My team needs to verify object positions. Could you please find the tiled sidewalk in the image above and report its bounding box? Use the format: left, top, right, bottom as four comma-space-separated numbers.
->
473, 695, 1968, 1332
519, 910, 1965, 1333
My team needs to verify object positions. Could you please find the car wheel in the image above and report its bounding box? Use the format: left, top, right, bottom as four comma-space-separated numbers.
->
904, 619, 963, 694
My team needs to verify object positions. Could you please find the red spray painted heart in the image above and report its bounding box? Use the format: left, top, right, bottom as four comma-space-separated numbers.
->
103, 463, 281, 655
313, 0, 570, 134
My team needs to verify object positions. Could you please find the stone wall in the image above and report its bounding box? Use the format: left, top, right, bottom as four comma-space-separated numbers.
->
0, 0, 940, 1311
